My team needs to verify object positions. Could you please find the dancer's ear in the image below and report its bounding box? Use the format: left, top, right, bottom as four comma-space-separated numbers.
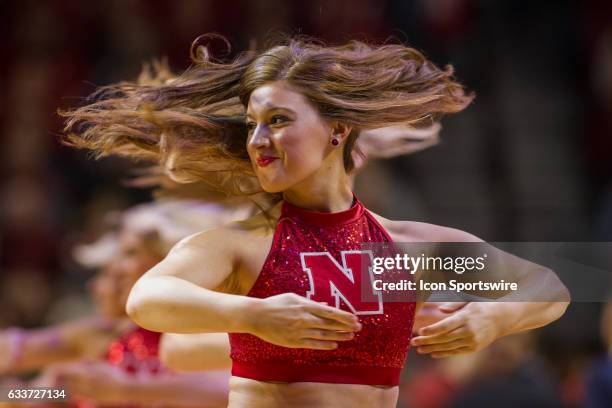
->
331, 121, 352, 142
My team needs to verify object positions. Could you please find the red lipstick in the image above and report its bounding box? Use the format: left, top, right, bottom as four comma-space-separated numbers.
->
256, 155, 279, 167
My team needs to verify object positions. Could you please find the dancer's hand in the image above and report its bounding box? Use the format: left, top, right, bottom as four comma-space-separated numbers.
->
248, 293, 362, 350
51, 360, 130, 404
410, 302, 499, 358
66, 316, 130, 359
413, 302, 469, 334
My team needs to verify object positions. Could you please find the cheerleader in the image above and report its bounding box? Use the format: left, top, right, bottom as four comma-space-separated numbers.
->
64, 37, 569, 408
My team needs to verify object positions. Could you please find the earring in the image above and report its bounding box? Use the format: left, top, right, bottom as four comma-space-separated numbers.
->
331, 137, 339, 146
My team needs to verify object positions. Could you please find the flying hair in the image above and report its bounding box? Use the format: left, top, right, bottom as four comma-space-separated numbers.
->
61, 34, 474, 197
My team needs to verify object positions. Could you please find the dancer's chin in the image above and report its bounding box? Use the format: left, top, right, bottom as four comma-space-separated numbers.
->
260, 183, 285, 194
257, 176, 288, 194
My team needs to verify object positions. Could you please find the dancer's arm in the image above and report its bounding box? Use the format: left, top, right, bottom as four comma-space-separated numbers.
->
126, 227, 255, 333
126, 370, 229, 408
51, 360, 229, 408
0, 316, 117, 375
431, 224, 569, 328
396, 222, 569, 357
127, 227, 361, 349
160, 333, 231, 371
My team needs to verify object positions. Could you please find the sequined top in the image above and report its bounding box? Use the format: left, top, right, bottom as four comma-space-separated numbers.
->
73, 327, 164, 408
229, 196, 416, 386
105, 326, 164, 376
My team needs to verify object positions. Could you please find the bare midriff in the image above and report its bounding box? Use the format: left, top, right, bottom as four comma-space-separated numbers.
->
228, 376, 399, 408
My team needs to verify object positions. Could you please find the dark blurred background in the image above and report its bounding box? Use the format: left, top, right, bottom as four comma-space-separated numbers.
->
0, 1, 610, 407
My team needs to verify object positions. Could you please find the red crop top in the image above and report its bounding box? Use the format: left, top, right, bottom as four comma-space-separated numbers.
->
229, 196, 416, 386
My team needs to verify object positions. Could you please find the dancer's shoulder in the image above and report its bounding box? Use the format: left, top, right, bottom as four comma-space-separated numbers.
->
368, 211, 482, 243
174, 205, 280, 252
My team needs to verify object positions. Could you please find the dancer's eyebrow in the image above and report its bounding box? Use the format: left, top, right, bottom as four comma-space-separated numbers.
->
246, 105, 296, 119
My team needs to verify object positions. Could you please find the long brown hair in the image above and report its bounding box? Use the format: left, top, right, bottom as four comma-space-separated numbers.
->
62, 36, 473, 197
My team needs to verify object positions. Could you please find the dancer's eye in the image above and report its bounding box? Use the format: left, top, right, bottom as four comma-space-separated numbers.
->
270, 115, 289, 125
246, 122, 256, 133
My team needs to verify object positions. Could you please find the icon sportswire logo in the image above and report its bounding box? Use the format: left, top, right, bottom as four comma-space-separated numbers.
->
300, 250, 384, 315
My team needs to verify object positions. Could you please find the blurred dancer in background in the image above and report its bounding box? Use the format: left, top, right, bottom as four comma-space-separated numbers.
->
1, 200, 251, 407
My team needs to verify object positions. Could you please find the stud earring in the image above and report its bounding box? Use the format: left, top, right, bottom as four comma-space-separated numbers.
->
331, 138, 339, 146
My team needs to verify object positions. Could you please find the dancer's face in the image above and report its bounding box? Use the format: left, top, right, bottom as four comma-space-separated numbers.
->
163, 145, 194, 184
89, 268, 120, 318
91, 230, 162, 318
246, 81, 335, 193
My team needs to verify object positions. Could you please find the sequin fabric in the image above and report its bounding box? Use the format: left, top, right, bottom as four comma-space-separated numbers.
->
73, 327, 163, 408
229, 196, 416, 385
105, 327, 164, 375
